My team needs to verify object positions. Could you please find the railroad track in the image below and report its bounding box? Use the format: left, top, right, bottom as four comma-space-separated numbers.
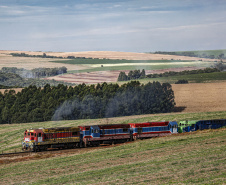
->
0, 132, 192, 159
0, 151, 33, 157
0, 142, 132, 160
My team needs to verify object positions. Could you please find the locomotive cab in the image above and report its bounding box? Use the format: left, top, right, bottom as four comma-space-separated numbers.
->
22, 129, 44, 151
169, 121, 178, 133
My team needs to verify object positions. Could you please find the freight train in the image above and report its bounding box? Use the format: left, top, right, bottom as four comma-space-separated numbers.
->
22, 119, 226, 152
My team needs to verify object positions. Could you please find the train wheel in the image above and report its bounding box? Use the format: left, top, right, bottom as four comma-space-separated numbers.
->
96, 142, 100, 147
79, 142, 83, 148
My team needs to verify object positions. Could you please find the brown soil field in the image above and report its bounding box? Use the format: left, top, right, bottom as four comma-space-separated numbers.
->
0, 50, 217, 61
46, 66, 204, 84
0, 53, 89, 70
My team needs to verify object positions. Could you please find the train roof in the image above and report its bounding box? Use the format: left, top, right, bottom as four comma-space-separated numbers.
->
98, 124, 130, 129
79, 124, 130, 130
43, 127, 79, 133
128, 121, 169, 128
25, 127, 80, 133
179, 120, 198, 123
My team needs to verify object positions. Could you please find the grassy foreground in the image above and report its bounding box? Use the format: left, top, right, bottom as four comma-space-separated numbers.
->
0, 127, 225, 184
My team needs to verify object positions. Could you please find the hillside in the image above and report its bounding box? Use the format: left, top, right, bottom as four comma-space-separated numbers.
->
0, 126, 225, 184
170, 49, 226, 59
1, 111, 226, 153
0, 50, 218, 61
1, 50, 219, 85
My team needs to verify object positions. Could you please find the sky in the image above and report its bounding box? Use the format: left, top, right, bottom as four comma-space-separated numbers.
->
0, 0, 226, 52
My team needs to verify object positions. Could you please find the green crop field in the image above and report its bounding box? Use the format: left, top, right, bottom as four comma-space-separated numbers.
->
115, 71, 226, 85
51, 59, 215, 73
51, 59, 199, 65
134, 71, 226, 84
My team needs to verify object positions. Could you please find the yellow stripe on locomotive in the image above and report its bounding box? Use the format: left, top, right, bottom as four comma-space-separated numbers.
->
22, 127, 81, 151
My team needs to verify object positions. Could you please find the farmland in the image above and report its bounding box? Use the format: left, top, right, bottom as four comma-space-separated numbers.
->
0, 50, 219, 61
137, 71, 226, 84
0, 53, 88, 71
0, 50, 226, 184
0, 50, 221, 85
51, 59, 214, 73
0, 122, 225, 184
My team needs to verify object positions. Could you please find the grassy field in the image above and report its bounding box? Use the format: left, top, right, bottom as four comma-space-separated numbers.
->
115, 71, 226, 85
51, 59, 207, 65
51, 59, 215, 73
0, 126, 225, 184
69, 62, 212, 73
135, 71, 226, 84
1, 111, 226, 153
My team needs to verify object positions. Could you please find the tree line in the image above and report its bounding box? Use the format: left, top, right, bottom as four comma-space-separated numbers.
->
214, 61, 226, 71
154, 51, 226, 59
118, 68, 220, 81
0, 71, 74, 88
0, 81, 175, 124
10, 52, 64, 59
146, 68, 219, 78
117, 69, 146, 81
1, 67, 67, 78
10, 52, 95, 60
175, 79, 189, 84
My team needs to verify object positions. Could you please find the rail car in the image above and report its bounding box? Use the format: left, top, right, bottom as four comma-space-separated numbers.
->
22, 127, 81, 151
22, 119, 226, 152
196, 119, 226, 130
178, 120, 197, 133
79, 124, 131, 147
178, 119, 226, 133
128, 121, 178, 140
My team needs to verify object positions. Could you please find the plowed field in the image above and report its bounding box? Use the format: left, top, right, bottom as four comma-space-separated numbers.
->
0, 50, 217, 61
0, 53, 88, 70
46, 67, 204, 84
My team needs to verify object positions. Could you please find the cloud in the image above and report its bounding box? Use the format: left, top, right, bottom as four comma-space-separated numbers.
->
0, 0, 226, 52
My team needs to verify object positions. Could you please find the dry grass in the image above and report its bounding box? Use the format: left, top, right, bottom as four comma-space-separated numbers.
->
0, 50, 218, 61
172, 82, 226, 113
0, 53, 89, 70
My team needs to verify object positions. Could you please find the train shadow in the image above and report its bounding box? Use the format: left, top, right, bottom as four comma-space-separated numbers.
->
173, 106, 186, 112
